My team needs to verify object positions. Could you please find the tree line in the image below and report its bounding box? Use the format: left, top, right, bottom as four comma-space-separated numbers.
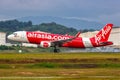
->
0, 19, 95, 35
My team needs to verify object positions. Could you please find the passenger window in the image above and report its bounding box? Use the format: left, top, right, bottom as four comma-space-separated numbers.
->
13, 33, 17, 37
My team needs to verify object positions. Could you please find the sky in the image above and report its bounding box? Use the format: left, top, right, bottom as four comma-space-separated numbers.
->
0, 0, 120, 26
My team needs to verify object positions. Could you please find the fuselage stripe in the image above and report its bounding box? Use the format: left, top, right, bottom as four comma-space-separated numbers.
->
82, 38, 93, 48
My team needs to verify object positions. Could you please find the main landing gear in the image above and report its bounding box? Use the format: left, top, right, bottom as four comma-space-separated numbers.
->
54, 46, 60, 53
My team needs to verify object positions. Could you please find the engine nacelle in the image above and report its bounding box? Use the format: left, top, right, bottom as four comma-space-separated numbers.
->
39, 41, 51, 48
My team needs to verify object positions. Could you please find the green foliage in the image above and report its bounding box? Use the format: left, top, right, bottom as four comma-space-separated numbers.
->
0, 19, 97, 35
27, 22, 78, 35
0, 20, 78, 35
28, 63, 57, 68
0, 64, 11, 69
0, 20, 32, 32
0, 45, 15, 50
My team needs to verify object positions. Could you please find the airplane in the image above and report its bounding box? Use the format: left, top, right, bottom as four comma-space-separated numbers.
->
7, 23, 113, 52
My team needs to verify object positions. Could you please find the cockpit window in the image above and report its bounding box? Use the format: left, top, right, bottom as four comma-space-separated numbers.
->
13, 33, 17, 37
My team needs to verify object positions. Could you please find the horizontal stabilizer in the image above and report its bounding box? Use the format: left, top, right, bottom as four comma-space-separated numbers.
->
99, 41, 113, 45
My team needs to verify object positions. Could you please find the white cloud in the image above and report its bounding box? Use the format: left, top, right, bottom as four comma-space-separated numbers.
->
0, 0, 120, 25
0, 0, 61, 10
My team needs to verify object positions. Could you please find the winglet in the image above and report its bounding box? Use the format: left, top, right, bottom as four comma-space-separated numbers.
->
75, 32, 81, 37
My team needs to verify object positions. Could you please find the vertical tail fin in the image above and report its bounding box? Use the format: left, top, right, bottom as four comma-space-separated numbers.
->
94, 23, 113, 44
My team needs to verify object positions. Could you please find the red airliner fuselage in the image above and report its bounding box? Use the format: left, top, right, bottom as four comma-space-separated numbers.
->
7, 24, 113, 52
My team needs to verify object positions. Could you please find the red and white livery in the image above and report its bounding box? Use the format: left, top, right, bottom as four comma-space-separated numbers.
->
7, 23, 113, 52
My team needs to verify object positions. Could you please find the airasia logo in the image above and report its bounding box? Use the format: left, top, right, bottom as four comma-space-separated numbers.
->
27, 32, 70, 40
40, 41, 51, 48
43, 42, 49, 48
95, 25, 111, 45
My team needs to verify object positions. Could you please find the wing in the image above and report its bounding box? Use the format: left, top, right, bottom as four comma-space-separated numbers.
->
51, 37, 75, 47
51, 32, 80, 47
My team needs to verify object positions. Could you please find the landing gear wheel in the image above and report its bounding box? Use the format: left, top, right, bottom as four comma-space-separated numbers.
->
54, 49, 60, 53
54, 46, 60, 53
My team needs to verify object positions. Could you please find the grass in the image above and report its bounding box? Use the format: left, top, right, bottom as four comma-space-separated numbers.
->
0, 68, 120, 80
0, 52, 120, 69
0, 52, 120, 79
0, 68, 120, 77
0, 52, 119, 59
1, 63, 120, 69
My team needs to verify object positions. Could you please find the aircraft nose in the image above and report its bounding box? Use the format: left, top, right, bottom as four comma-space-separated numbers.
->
7, 35, 13, 40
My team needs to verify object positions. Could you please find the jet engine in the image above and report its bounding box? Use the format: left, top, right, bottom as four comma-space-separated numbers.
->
39, 41, 51, 48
